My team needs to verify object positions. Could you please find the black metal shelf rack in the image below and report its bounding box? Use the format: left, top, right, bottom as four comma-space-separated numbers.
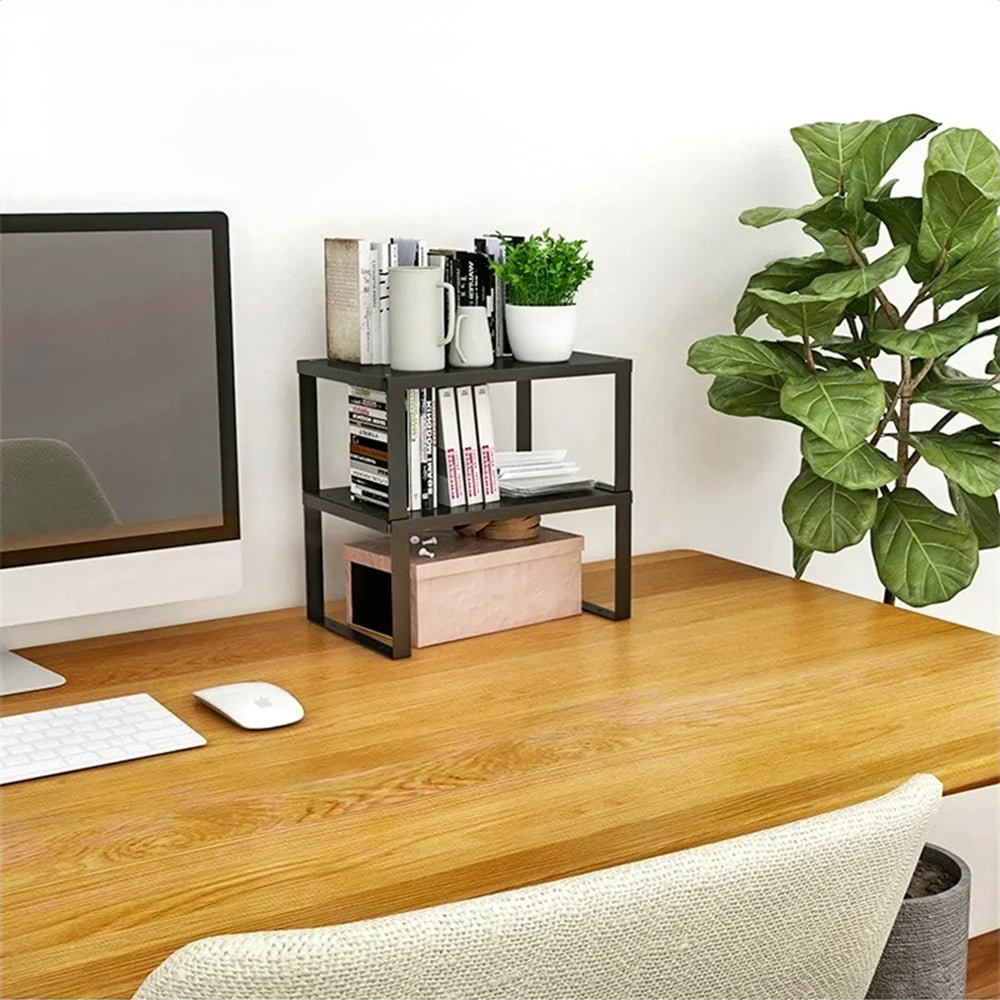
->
298, 350, 632, 658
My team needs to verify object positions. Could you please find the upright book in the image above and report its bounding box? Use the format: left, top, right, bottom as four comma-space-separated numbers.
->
473, 385, 500, 503
436, 387, 466, 507
325, 239, 375, 364
455, 385, 484, 505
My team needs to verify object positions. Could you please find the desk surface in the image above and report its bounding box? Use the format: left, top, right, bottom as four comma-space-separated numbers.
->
2, 550, 997, 998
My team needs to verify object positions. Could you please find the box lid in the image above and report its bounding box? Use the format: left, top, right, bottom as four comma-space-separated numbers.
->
344, 527, 584, 580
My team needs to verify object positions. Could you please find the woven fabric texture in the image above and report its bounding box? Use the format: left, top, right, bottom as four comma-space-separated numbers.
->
133, 774, 941, 1000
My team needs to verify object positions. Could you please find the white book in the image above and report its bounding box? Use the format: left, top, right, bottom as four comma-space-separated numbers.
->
369, 245, 380, 364
350, 461, 389, 487
498, 464, 581, 480
358, 239, 374, 364
417, 239, 428, 266
349, 421, 388, 444
455, 385, 484, 505
407, 388, 421, 512
325, 239, 370, 364
349, 385, 387, 403
496, 450, 569, 468
376, 242, 391, 365
472, 385, 500, 502
436, 387, 466, 507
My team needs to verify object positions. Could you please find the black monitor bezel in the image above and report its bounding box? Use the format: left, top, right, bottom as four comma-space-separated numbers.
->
0, 211, 240, 568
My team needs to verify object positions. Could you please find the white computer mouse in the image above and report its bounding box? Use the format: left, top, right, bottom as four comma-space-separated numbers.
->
193, 681, 304, 730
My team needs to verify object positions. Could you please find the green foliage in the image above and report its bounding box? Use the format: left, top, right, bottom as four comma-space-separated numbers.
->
687, 116, 1000, 608
489, 229, 594, 307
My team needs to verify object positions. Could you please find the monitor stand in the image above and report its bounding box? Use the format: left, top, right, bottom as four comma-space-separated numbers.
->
0, 648, 66, 696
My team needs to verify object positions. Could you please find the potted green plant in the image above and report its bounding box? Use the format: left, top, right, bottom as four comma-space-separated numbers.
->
490, 229, 595, 362
687, 114, 1000, 608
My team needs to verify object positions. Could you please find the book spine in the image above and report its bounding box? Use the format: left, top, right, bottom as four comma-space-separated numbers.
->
430, 387, 438, 509
473, 385, 500, 502
359, 240, 373, 365
417, 239, 428, 266
455, 385, 484, 505
349, 386, 387, 404
376, 242, 390, 366
350, 461, 389, 487
350, 483, 389, 508
350, 448, 389, 471
347, 404, 387, 426
324, 238, 363, 364
349, 423, 388, 445
420, 388, 435, 513
436, 387, 466, 507
407, 388, 421, 512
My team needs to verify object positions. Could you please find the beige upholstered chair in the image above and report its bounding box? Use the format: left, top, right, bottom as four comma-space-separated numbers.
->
0, 437, 118, 540
134, 774, 941, 1000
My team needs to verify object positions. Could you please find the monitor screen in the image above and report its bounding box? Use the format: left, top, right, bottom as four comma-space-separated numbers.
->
0, 213, 239, 567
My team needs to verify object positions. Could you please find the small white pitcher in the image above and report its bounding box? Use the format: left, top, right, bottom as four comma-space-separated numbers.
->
449, 306, 494, 368
389, 267, 456, 371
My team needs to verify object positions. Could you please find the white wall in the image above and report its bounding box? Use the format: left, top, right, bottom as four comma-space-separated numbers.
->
2, 0, 997, 934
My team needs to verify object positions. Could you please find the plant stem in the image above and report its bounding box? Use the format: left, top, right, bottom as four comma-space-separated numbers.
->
847, 315, 861, 342
844, 237, 903, 328
897, 356, 913, 487
803, 335, 818, 372
911, 357, 936, 392
871, 381, 904, 446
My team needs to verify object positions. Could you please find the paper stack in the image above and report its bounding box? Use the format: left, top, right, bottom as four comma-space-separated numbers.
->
495, 451, 594, 498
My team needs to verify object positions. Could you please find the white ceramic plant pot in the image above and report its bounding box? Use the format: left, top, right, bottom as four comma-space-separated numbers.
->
505, 304, 577, 363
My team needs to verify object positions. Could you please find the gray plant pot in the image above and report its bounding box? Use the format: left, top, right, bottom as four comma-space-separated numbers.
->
867, 843, 971, 1000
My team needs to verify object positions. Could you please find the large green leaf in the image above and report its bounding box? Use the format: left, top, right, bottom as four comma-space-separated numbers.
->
820, 335, 881, 361
869, 313, 978, 358
805, 245, 910, 300
687, 336, 809, 378
949, 480, 1000, 549
804, 225, 854, 263
845, 114, 939, 202
918, 170, 1000, 264
748, 288, 851, 340
791, 120, 879, 196
901, 429, 1000, 497
924, 225, 1000, 306
779, 368, 886, 449
740, 196, 854, 233
734, 256, 848, 334
782, 469, 877, 553
955, 283, 1000, 323
800, 429, 900, 489
707, 374, 798, 422
862, 196, 933, 282
915, 368, 1000, 432
925, 127, 1000, 197
871, 487, 979, 607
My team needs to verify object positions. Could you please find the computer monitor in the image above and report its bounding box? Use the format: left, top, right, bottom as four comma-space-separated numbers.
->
0, 211, 241, 695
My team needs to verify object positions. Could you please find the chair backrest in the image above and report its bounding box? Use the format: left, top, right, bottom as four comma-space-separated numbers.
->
0, 437, 118, 540
133, 774, 941, 1000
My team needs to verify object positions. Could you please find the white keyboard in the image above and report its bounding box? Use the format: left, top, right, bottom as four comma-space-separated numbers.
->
0, 693, 206, 785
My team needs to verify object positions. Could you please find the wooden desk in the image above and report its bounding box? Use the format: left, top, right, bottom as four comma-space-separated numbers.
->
2, 551, 997, 998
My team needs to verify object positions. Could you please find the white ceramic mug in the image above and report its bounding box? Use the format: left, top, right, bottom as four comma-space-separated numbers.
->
389, 267, 456, 371
449, 306, 494, 368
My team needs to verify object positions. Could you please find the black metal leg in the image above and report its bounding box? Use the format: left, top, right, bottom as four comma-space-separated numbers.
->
390, 521, 412, 659
614, 496, 632, 620
614, 362, 632, 493
299, 375, 324, 623
516, 381, 532, 451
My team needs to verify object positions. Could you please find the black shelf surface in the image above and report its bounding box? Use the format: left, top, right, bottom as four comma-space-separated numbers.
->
297, 351, 630, 390
304, 484, 631, 531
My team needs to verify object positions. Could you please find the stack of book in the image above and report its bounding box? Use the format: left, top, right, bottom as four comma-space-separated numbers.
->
325, 234, 522, 365
495, 451, 595, 498
348, 384, 501, 512
348, 386, 390, 507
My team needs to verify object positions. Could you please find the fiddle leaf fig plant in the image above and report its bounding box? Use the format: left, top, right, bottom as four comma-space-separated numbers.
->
687, 114, 1000, 608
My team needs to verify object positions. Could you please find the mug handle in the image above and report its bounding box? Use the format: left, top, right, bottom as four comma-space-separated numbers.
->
453, 314, 469, 365
439, 282, 456, 346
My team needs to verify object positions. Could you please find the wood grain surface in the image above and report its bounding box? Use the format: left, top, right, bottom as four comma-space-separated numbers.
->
1, 550, 996, 998
967, 931, 999, 998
